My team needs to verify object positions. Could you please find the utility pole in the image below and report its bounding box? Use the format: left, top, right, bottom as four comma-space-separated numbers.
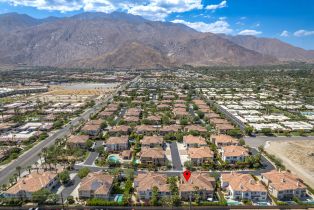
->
189, 192, 192, 210
61, 192, 65, 210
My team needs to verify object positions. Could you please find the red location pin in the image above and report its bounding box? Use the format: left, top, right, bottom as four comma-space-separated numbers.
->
183, 170, 191, 182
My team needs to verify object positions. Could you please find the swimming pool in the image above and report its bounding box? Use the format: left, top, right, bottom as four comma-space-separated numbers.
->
114, 194, 124, 203
108, 155, 120, 163
227, 199, 242, 206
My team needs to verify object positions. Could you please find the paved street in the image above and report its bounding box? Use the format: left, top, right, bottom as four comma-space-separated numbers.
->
244, 136, 314, 148
84, 141, 103, 165
0, 76, 139, 185
169, 142, 182, 171
59, 174, 81, 201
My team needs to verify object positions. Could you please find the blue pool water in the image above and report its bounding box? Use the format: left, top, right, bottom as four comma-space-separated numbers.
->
114, 194, 123, 203
108, 155, 120, 163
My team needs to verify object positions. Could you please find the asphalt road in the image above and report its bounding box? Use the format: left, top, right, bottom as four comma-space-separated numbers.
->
84, 141, 103, 165
169, 142, 183, 171
59, 174, 81, 201
0, 76, 139, 185
244, 136, 314, 148
6, 205, 314, 210
0, 104, 103, 184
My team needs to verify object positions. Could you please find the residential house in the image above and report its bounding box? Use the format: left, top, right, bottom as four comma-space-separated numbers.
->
145, 115, 161, 125
159, 125, 181, 135
216, 123, 235, 134
173, 108, 189, 119
183, 135, 207, 148
108, 125, 131, 136
188, 146, 214, 165
261, 170, 307, 200
179, 172, 215, 200
78, 172, 114, 199
106, 136, 129, 152
140, 147, 167, 166
135, 125, 159, 135
221, 145, 249, 163
184, 125, 207, 134
5, 170, 61, 199
81, 120, 103, 137
134, 172, 170, 200
221, 172, 267, 202
141, 136, 163, 148
67, 135, 90, 149
210, 134, 238, 148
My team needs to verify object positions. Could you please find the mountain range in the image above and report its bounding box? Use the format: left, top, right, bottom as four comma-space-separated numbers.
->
0, 12, 313, 69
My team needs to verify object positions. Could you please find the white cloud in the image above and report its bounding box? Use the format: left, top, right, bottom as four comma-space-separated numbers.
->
238, 29, 262, 36
3, 0, 205, 20
172, 19, 232, 34
280, 30, 289, 37
127, 0, 203, 20
7, 0, 83, 12
294, 29, 314, 37
205, 0, 226, 10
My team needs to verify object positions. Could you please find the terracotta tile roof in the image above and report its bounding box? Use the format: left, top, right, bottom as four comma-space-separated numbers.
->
110, 125, 130, 132
160, 125, 181, 132
180, 172, 215, 192
215, 123, 235, 130
78, 172, 114, 195
86, 120, 103, 125
146, 115, 161, 121
136, 125, 158, 132
124, 116, 140, 122
262, 170, 306, 191
67, 135, 89, 144
135, 172, 170, 193
222, 173, 267, 192
192, 99, 207, 106
106, 136, 128, 145
188, 146, 214, 159
183, 135, 207, 145
125, 108, 141, 116
98, 111, 114, 117
210, 118, 230, 125
157, 104, 171, 109
211, 134, 238, 144
140, 147, 165, 159
222, 145, 249, 157
185, 125, 207, 132
141, 136, 163, 145
6, 170, 60, 194
174, 103, 186, 108
121, 150, 132, 158
204, 113, 220, 119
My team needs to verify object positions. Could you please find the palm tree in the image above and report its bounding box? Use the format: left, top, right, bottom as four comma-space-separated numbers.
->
27, 165, 32, 174
13, 173, 18, 182
9, 177, 15, 186
1, 184, 7, 191
16, 166, 22, 177
38, 152, 42, 164
34, 162, 39, 173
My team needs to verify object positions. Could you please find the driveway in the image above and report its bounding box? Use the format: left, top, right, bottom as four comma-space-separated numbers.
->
84, 141, 103, 165
169, 142, 182, 171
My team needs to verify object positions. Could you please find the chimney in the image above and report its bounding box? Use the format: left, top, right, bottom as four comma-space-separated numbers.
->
297, 181, 300, 187
249, 179, 254, 184
281, 178, 285, 183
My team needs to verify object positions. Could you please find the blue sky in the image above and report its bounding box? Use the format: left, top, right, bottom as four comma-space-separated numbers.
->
1, 0, 314, 49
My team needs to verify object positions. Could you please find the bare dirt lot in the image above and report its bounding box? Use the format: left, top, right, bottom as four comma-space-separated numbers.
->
265, 140, 314, 188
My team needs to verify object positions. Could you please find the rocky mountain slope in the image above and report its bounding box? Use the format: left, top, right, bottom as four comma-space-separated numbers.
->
221, 35, 314, 61
1, 12, 311, 69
